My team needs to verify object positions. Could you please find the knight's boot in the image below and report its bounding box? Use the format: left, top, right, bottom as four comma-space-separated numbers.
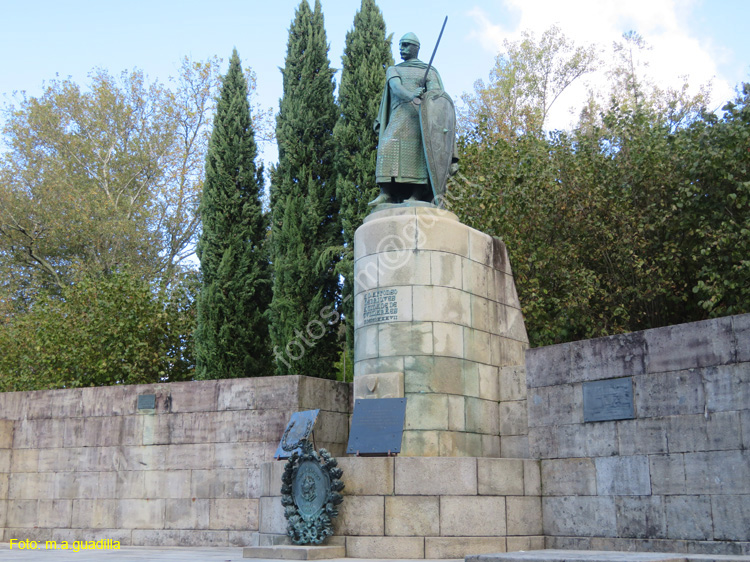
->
368, 190, 392, 206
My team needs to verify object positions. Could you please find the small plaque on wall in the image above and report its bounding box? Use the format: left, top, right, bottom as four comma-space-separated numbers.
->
346, 398, 406, 455
583, 377, 634, 422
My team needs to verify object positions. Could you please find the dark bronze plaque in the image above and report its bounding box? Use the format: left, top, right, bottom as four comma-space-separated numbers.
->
275, 409, 319, 459
583, 377, 634, 422
137, 394, 156, 410
292, 459, 330, 520
346, 398, 406, 455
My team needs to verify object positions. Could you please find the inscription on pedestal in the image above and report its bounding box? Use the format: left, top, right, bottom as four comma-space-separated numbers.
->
363, 288, 400, 325
583, 377, 634, 422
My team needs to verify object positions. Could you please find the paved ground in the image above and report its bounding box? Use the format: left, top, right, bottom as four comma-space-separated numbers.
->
0, 544, 460, 562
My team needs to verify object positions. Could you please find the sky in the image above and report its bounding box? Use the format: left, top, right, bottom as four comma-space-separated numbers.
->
2, 0, 749, 166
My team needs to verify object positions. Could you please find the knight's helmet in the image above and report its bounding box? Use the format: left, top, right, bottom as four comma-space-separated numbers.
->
399, 32, 420, 48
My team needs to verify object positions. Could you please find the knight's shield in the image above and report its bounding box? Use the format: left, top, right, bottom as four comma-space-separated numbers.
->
419, 90, 456, 205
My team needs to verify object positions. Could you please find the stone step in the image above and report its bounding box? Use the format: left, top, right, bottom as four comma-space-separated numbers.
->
243, 545, 346, 560
466, 551, 750, 562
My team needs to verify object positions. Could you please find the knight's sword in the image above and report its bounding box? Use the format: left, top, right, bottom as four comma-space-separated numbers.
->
421, 16, 448, 88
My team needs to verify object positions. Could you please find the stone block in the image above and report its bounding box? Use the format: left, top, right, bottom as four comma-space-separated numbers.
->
684, 450, 750, 494
404, 393, 449, 431
478, 364, 500, 402
345, 536, 424, 559
440, 496, 506, 536
528, 426, 558, 459
635, 370, 706, 418
143, 470, 191, 499
379, 321, 433, 356
167, 380, 218, 413
165, 498, 209, 529
438, 431, 482, 457
243, 545, 345, 559
251, 376, 301, 411
744, 411, 750, 450
463, 361, 481, 397
669, 411, 742, 453
615, 495, 667, 539
116, 499, 165, 529
36, 499, 72, 528
356, 214, 419, 259
395, 457, 477, 495
26, 388, 83, 419
0, 473, 7, 499
413, 286, 471, 326
489, 299, 507, 336
464, 328, 491, 364
0, 420, 13, 449
702, 364, 750, 414
259, 496, 287, 534
353, 372, 404, 400
400, 430, 439, 457
404, 356, 463, 395
507, 496, 543, 535
596, 456, 651, 495
527, 384, 583, 428
312, 411, 349, 445
13, 418, 65, 449
355, 253, 379, 293
466, 397, 498, 435
570, 331, 648, 383
8, 472, 55, 499
524, 460, 541, 496
735, 313, 750, 362
506, 536, 545, 552
209, 498, 258, 531
71, 499, 117, 529
417, 213, 469, 255
505, 306, 528, 343
470, 295, 491, 334
503, 273, 522, 310
6, 499, 38, 527
54, 471, 112, 500
377, 250, 432, 288
10, 449, 38, 473
557, 422, 618, 458
665, 495, 713, 540
336, 457, 393, 496
468, 228, 494, 265
617, 418, 668, 455
482, 434, 501, 458
649, 454, 686, 495
165, 443, 214, 470
131, 529, 230, 546
494, 337, 528, 368
477, 458, 524, 496
433, 322, 465, 358
334, 495, 384, 536
191, 468, 258, 499
525, 344, 571, 388
462, 258, 490, 299
542, 496, 617, 537
447, 395, 465, 431
0, 450, 9, 475
113, 470, 144, 499
499, 400, 528, 436
79, 385, 131, 417
645, 316, 735, 373
261, 461, 287, 497
499, 366, 526, 402
214, 442, 267, 470
83, 416, 127, 447
711, 494, 750, 541
431, 251, 463, 289
426, 537, 507, 559
541, 458, 597, 496
355, 322, 379, 361
388, 496, 440, 537
216, 378, 257, 411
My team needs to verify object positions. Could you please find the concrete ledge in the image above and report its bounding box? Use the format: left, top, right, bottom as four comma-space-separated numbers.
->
243, 545, 346, 560
465, 551, 750, 562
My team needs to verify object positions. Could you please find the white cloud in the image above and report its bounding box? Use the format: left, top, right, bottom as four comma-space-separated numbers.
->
466, 0, 733, 129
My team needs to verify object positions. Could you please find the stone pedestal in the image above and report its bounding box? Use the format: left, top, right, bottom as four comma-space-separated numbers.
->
353, 207, 529, 457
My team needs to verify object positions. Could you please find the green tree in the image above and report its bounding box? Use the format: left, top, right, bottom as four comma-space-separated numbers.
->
0, 60, 221, 297
269, 0, 341, 378
333, 0, 393, 363
0, 268, 197, 391
195, 49, 271, 379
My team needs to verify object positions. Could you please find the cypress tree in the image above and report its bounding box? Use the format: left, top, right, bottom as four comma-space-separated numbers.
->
195, 49, 271, 379
334, 0, 393, 358
269, 0, 341, 378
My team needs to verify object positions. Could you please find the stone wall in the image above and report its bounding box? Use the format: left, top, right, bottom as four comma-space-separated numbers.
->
257, 456, 543, 558
526, 314, 750, 555
0, 376, 349, 546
